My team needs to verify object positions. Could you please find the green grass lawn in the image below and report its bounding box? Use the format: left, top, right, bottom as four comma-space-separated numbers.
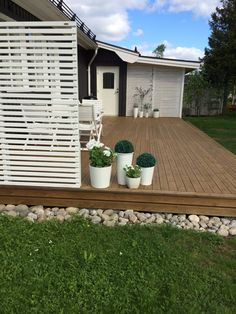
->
0, 215, 236, 313
185, 115, 236, 154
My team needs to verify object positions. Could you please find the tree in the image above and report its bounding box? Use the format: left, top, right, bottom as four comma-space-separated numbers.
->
184, 70, 222, 116
184, 71, 208, 116
203, 0, 236, 112
153, 44, 166, 58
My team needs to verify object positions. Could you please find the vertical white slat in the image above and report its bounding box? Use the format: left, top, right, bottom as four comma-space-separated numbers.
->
0, 22, 81, 188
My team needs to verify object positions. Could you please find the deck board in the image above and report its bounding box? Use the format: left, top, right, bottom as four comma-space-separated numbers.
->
1, 117, 236, 216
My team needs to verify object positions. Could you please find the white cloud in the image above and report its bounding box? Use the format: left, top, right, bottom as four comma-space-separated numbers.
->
164, 46, 204, 60
133, 41, 203, 60
133, 28, 144, 37
65, 0, 148, 41
149, 0, 220, 17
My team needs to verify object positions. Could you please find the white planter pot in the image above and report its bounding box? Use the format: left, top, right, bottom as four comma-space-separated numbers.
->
116, 152, 134, 185
153, 111, 160, 118
89, 165, 112, 189
126, 176, 141, 189
140, 166, 155, 185
145, 112, 149, 118
139, 111, 144, 118
133, 107, 138, 118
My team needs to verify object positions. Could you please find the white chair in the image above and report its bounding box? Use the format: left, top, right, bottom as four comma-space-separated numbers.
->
79, 104, 102, 149
82, 99, 103, 136
21, 103, 77, 149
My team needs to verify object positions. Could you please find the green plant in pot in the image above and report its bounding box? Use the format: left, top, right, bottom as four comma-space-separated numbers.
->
134, 86, 152, 118
136, 153, 156, 185
86, 139, 116, 189
114, 140, 134, 185
124, 165, 141, 189
144, 103, 151, 118
153, 108, 160, 118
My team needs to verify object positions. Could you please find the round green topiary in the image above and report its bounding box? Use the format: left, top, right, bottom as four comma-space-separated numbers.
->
114, 140, 134, 153
136, 153, 156, 167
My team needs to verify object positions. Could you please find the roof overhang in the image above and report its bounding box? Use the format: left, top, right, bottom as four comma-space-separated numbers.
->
0, 12, 14, 21
137, 56, 200, 71
97, 41, 200, 71
97, 41, 140, 63
12, 0, 97, 49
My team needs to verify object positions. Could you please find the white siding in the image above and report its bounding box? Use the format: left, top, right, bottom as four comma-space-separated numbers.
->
0, 22, 81, 188
126, 64, 153, 116
126, 64, 184, 117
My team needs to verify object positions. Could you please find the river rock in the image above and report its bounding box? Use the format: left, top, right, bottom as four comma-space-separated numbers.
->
6, 210, 18, 217
129, 214, 138, 223
5, 204, 15, 211
118, 217, 129, 225
137, 213, 146, 222
91, 216, 102, 224
119, 211, 125, 218
199, 215, 209, 223
217, 228, 229, 237
30, 205, 43, 213
146, 216, 156, 224
124, 209, 134, 218
221, 218, 231, 225
57, 215, 65, 222
17, 204, 28, 212
209, 217, 222, 226
103, 209, 114, 216
103, 220, 116, 227
27, 213, 38, 220
156, 217, 164, 224
66, 207, 78, 214
229, 227, 236, 236
188, 215, 199, 223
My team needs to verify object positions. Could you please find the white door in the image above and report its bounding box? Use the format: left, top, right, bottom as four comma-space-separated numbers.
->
97, 66, 119, 116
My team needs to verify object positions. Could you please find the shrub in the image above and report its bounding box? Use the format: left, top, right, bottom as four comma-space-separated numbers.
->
136, 153, 156, 167
114, 140, 134, 153
153, 108, 159, 111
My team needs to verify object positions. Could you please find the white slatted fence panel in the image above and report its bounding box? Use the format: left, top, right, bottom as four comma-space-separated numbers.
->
0, 22, 81, 188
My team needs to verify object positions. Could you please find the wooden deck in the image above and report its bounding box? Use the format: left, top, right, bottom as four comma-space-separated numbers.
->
1, 117, 236, 216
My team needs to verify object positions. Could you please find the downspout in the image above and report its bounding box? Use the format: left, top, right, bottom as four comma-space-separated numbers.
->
88, 47, 98, 96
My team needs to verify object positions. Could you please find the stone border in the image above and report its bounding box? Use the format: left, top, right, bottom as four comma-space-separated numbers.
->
1, 204, 236, 237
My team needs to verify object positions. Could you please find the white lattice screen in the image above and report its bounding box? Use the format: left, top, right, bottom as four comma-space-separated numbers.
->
0, 22, 81, 188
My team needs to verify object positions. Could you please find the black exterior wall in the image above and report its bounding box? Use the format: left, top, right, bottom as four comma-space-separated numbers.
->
78, 46, 94, 101
91, 48, 127, 116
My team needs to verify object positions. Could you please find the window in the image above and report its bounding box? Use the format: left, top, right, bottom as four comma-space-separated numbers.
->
103, 72, 114, 89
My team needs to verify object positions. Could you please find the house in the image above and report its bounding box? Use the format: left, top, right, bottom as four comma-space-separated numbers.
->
0, 0, 200, 117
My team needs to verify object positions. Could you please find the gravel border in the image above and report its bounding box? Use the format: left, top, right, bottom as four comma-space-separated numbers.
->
1, 204, 236, 237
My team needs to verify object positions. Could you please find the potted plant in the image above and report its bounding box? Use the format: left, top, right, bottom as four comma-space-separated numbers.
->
114, 140, 134, 185
153, 108, 160, 118
136, 153, 156, 185
124, 165, 141, 189
144, 103, 151, 118
134, 86, 152, 118
133, 104, 139, 118
86, 139, 116, 189
139, 104, 144, 118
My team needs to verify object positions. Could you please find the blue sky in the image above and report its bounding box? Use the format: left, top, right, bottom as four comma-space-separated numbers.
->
66, 0, 221, 60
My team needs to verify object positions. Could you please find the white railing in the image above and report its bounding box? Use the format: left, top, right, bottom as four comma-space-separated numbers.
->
0, 22, 81, 188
